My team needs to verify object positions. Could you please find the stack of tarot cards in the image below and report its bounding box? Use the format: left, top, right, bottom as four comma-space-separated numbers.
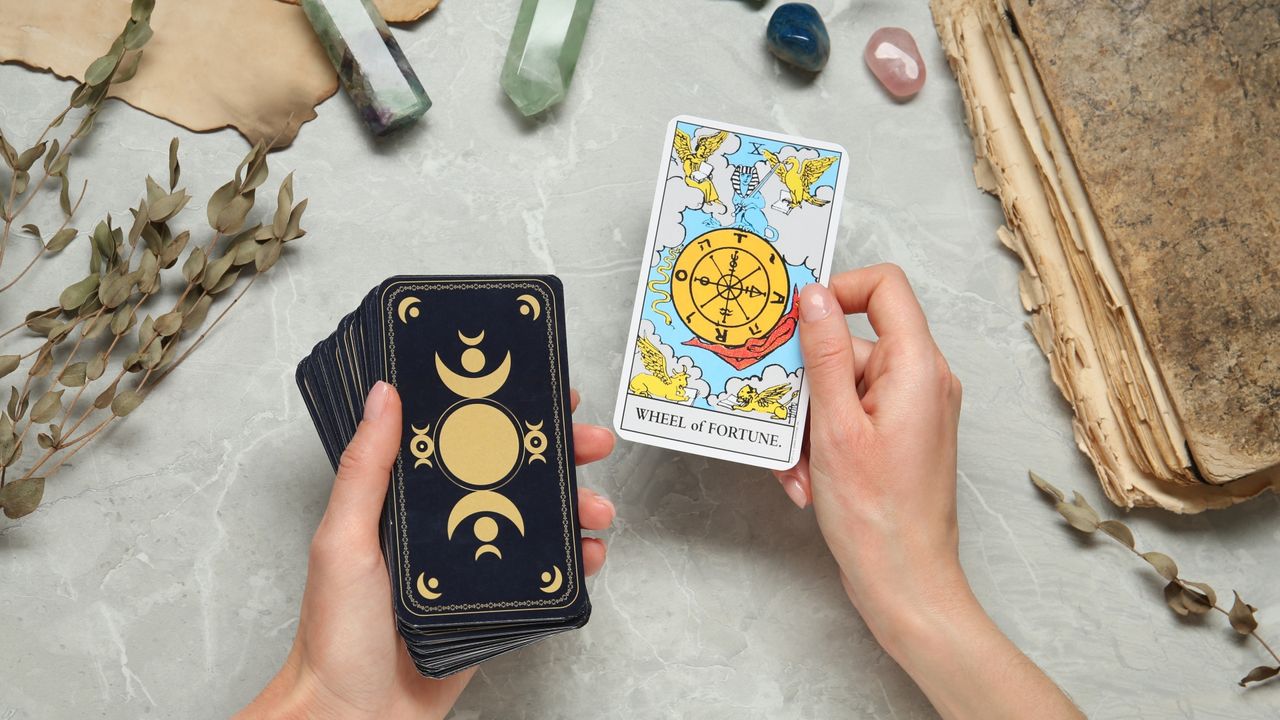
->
296, 275, 590, 677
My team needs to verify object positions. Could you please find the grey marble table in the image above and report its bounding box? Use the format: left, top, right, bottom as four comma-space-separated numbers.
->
1, 1, 1277, 718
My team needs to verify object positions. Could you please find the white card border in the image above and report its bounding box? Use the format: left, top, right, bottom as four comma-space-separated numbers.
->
612, 115, 849, 471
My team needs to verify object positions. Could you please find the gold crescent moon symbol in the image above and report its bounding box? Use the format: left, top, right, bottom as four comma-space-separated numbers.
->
458, 330, 485, 346
474, 544, 503, 560
435, 352, 511, 399
416, 573, 442, 600
516, 294, 541, 320
446, 491, 526, 539
538, 566, 564, 593
397, 296, 422, 323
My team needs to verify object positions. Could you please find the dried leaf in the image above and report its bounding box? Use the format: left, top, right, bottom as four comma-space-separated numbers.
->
209, 268, 241, 295
182, 246, 207, 282
0, 355, 19, 379
48, 319, 77, 343
1180, 587, 1213, 615
131, 0, 156, 22
161, 230, 190, 268
59, 274, 100, 311
231, 238, 260, 266
0, 476, 45, 519
273, 172, 294, 236
282, 198, 307, 241
182, 295, 213, 331
87, 353, 107, 381
148, 190, 188, 223
1098, 520, 1135, 549
114, 50, 142, 83
29, 347, 53, 378
1141, 552, 1179, 581
168, 137, 180, 190
0, 415, 13, 464
243, 156, 269, 192
26, 310, 60, 336
123, 19, 153, 50
30, 389, 64, 424
154, 311, 183, 337
93, 379, 119, 409
202, 250, 235, 291
84, 51, 119, 86
1238, 666, 1279, 687
214, 192, 254, 234
45, 227, 77, 252
15, 142, 47, 172
1229, 591, 1259, 635
255, 237, 283, 271
1054, 500, 1098, 533
110, 306, 137, 336
98, 272, 133, 309
60, 361, 88, 387
207, 180, 237, 229
1030, 471, 1065, 501
1163, 581, 1189, 617
1182, 580, 1217, 607
111, 389, 144, 417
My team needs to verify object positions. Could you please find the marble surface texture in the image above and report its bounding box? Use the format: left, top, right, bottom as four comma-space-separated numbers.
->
1, 1, 1277, 718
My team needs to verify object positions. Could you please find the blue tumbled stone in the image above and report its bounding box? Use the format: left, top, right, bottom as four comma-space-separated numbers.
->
766, 3, 830, 73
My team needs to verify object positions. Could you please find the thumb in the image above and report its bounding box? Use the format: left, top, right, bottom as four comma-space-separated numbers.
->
798, 284, 867, 440
321, 381, 401, 546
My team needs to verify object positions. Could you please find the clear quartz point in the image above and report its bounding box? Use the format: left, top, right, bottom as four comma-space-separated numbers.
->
500, 0, 596, 116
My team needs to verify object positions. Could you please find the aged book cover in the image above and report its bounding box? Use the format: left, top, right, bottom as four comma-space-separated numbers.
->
932, 0, 1280, 511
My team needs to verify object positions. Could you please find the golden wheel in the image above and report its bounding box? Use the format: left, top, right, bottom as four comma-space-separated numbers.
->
671, 228, 790, 347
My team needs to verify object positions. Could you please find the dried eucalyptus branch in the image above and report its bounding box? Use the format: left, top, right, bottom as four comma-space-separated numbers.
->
0, 138, 306, 520
1031, 472, 1280, 688
0, 0, 156, 286
0, 0, 308, 521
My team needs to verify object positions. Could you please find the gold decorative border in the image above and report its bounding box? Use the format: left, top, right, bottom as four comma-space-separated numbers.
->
379, 278, 582, 617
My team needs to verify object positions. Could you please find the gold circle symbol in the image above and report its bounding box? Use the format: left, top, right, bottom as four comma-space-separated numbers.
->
473, 516, 499, 542
437, 401, 521, 488
671, 228, 790, 347
461, 347, 485, 373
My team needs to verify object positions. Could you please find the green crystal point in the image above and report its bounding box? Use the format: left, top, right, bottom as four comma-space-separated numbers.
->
301, 0, 431, 134
500, 0, 596, 116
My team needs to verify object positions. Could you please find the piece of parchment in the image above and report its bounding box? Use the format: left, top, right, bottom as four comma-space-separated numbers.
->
930, 0, 1279, 512
0, 0, 439, 147
278, 0, 440, 23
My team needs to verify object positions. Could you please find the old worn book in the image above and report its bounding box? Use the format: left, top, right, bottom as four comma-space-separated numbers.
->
931, 0, 1280, 512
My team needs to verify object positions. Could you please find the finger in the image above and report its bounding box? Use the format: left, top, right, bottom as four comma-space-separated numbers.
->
574, 423, 615, 465
582, 538, 607, 577
829, 264, 933, 345
570, 388, 580, 413
577, 488, 616, 530
851, 336, 874, 380
773, 444, 811, 509
799, 283, 867, 430
323, 381, 401, 546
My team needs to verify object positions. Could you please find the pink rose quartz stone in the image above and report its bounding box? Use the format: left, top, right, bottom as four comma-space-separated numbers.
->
864, 27, 926, 98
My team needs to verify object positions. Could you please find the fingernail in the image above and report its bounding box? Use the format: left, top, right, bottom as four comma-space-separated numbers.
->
800, 285, 833, 323
364, 381, 391, 421
595, 494, 616, 517
782, 474, 808, 509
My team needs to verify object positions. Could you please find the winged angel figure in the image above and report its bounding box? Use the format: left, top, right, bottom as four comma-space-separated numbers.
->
674, 129, 729, 208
